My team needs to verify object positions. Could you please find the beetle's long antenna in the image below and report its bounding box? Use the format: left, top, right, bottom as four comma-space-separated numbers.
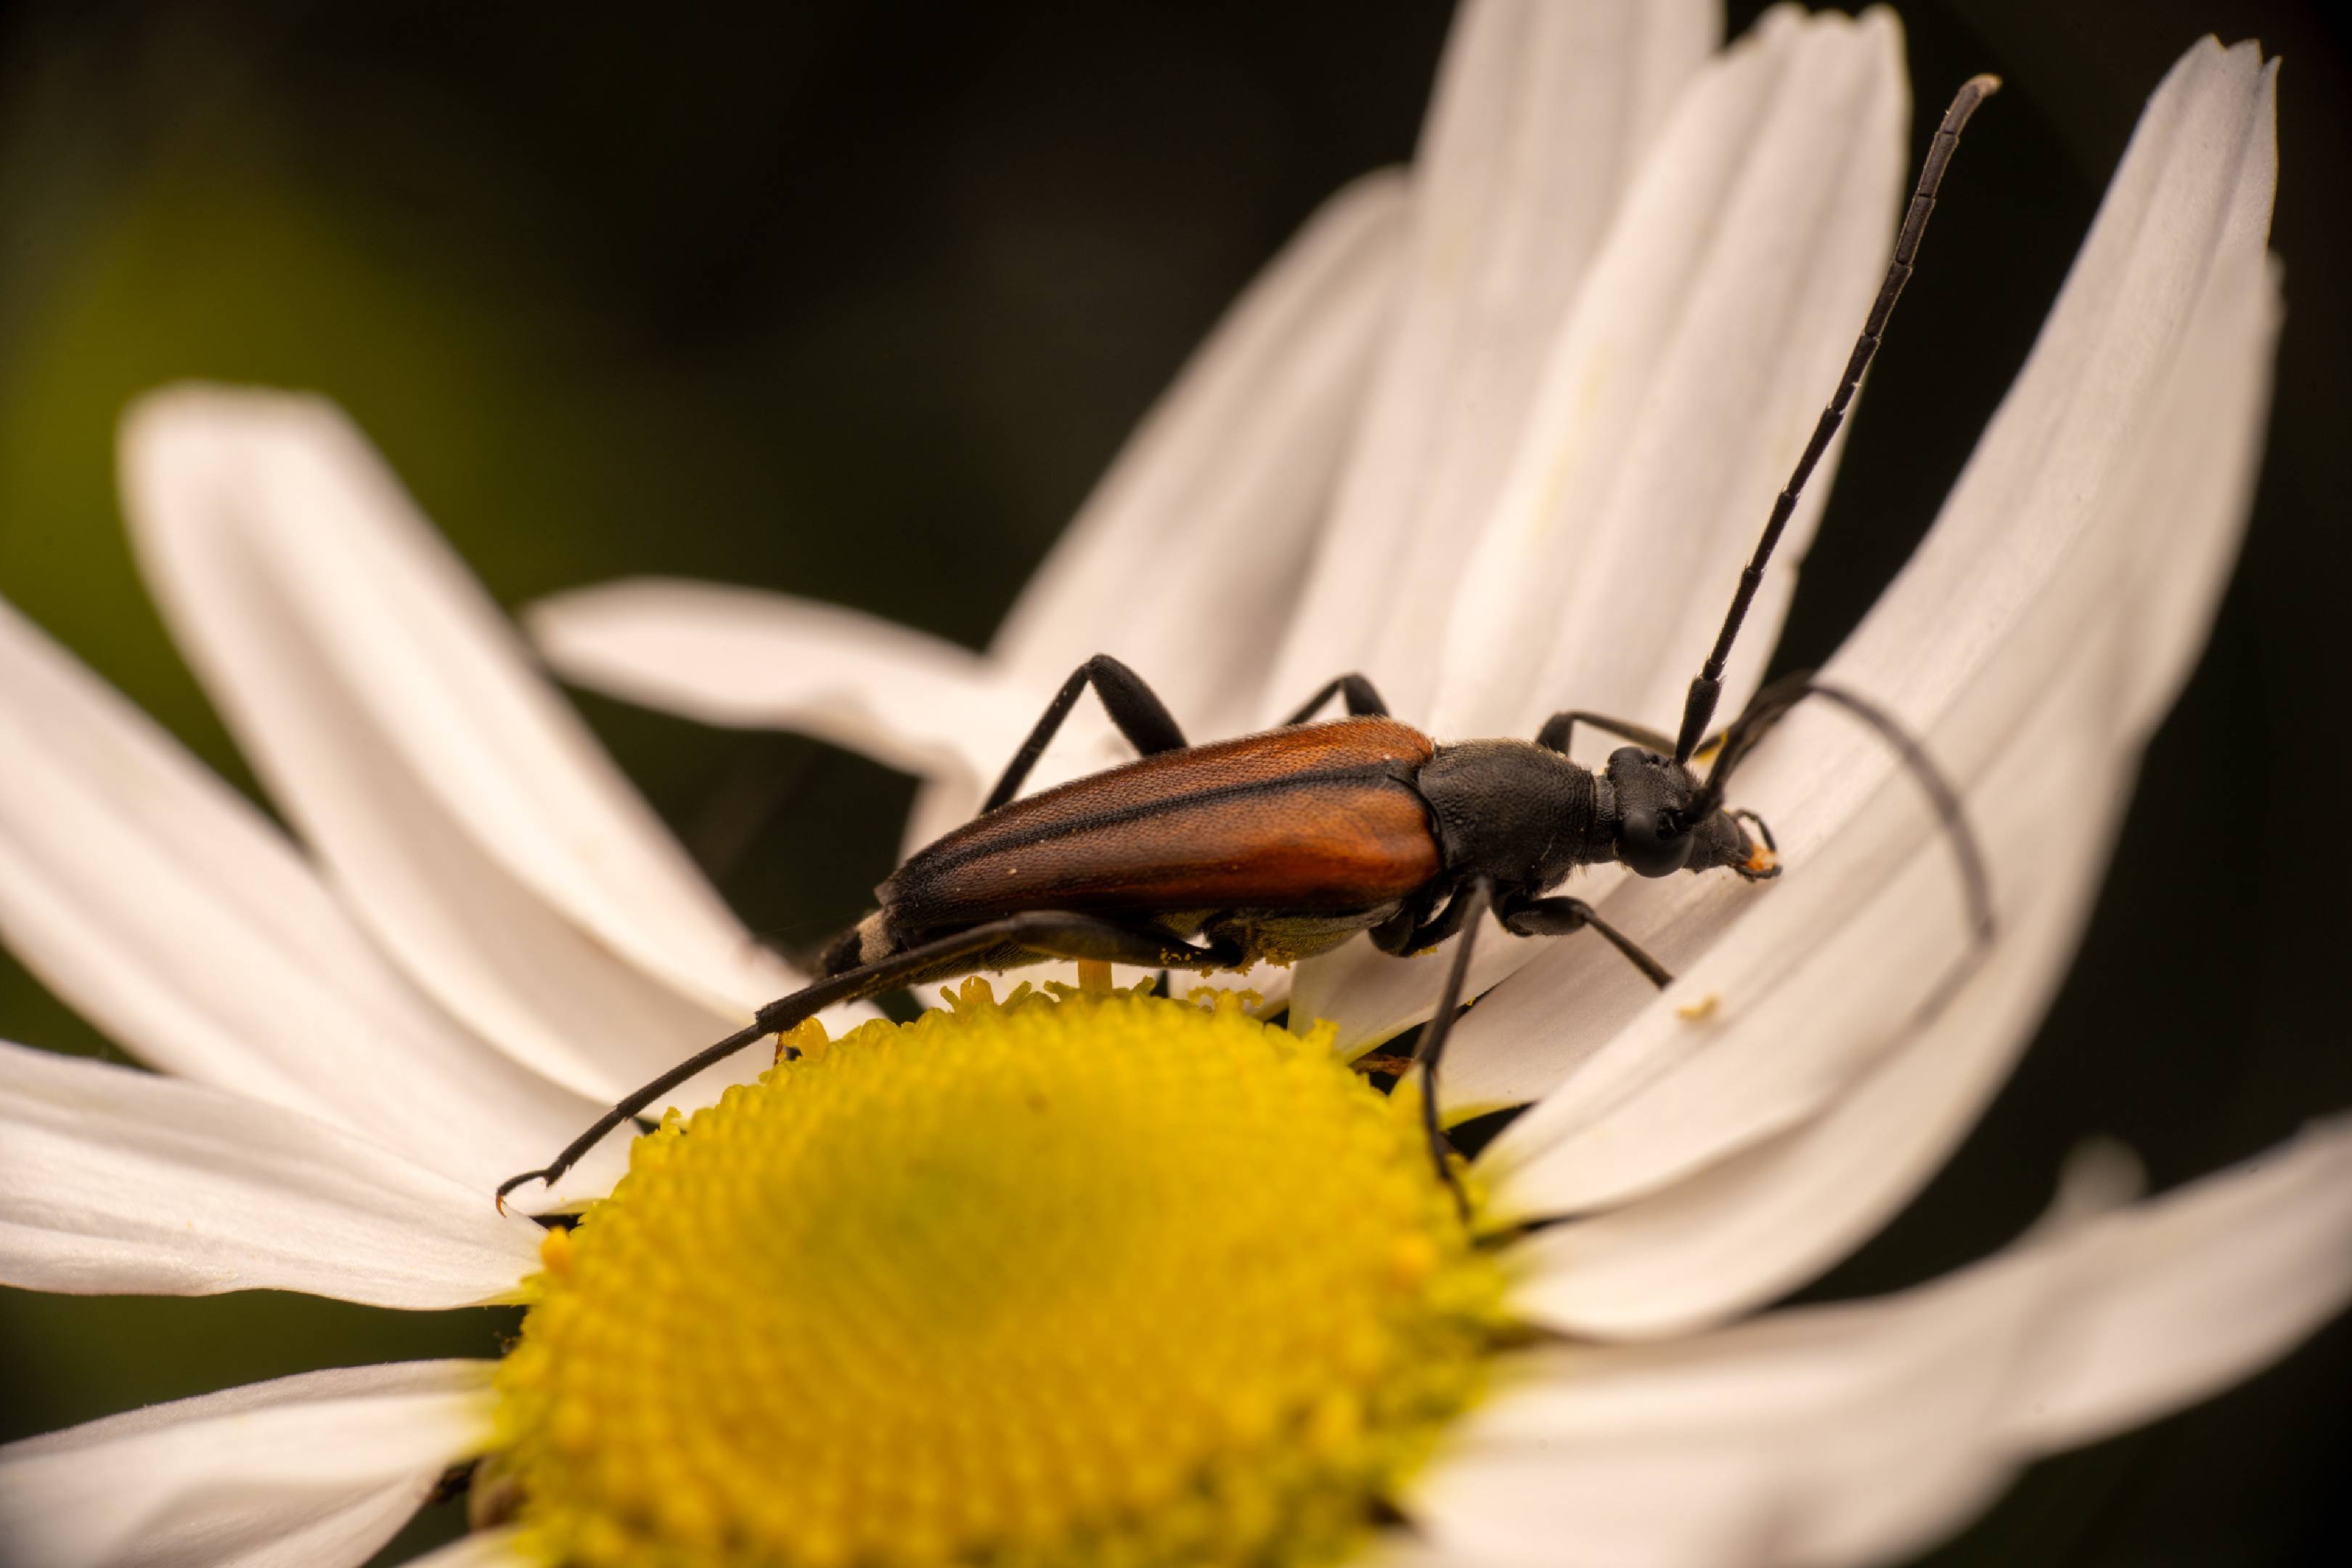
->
1673, 73, 2001, 766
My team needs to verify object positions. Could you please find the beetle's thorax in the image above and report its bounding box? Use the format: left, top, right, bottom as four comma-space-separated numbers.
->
1417, 740, 1609, 894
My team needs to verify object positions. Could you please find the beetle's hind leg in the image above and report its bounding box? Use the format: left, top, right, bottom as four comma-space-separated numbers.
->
496, 911, 1240, 1212
984, 655, 1189, 813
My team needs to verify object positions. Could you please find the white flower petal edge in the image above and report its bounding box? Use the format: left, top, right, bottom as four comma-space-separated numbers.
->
121, 389, 865, 1111
0, 1360, 497, 1568
1412, 1117, 2352, 1568
1438, 4, 1900, 741
1499, 242, 2280, 1335
0, 1040, 539, 1307
528, 583, 1034, 799
1477, 38, 2277, 1193
1293, 6, 1903, 1059
0, 595, 628, 1198
1265, 0, 1720, 722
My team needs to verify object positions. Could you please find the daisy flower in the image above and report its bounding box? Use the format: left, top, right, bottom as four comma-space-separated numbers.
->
0, 6, 2344, 1568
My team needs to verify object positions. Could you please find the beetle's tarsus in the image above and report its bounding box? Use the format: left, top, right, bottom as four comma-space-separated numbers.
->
1420, 1078, 1471, 1225
494, 1170, 550, 1216
1431, 1124, 1471, 1225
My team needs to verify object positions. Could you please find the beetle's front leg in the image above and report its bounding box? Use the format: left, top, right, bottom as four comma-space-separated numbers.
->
1495, 892, 1674, 989
1533, 709, 1675, 759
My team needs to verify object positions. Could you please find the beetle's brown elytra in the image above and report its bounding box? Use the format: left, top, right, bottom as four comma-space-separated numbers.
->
499, 77, 2004, 1218
890, 720, 1441, 933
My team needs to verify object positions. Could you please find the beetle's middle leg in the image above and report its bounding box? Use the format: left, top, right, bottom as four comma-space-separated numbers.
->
1370, 882, 1479, 957
984, 654, 1188, 813
1497, 893, 1675, 989
1283, 671, 1389, 724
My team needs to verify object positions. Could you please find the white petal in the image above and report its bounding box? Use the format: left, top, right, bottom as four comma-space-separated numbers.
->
1291, 7, 1903, 1059
1453, 38, 2277, 1135
121, 388, 857, 1106
2005, 1119, 2352, 1450
1501, 818, 2104, 1336
1437, 5, 1903, 740
1411, 1119, 2352, 1568
1267, 0, 1721, 722
0, 597, 626, 1196
0, 1041, 542, 1306
0, 1360, 495, 1568
1499, 242, 2282, 1326
528, 581, 1032, 789
1482, 612, 2156, 1212
401, 1529, 528, 1567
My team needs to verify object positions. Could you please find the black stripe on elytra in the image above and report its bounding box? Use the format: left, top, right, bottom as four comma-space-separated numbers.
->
910, 764, 1425, 875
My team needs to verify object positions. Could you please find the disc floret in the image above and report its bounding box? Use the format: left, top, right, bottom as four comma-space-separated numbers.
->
493, 981, 1505, 1567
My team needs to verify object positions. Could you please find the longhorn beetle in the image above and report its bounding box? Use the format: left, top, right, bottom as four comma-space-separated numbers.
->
500, 75, 2003, 1215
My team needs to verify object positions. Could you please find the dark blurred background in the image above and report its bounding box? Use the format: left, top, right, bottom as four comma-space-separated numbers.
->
0, 2, 2343, 1563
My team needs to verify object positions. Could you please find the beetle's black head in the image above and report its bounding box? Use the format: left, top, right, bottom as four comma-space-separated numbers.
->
1604, 746, 1776, 881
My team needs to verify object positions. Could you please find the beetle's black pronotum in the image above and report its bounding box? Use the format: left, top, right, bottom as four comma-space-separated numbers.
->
499, 75, 2003, 1214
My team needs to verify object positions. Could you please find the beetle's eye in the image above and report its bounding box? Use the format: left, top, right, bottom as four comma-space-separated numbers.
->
1619, 807, 1695, 878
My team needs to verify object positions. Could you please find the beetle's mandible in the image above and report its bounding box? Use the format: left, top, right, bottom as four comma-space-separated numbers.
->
499, 75, 2004, 1215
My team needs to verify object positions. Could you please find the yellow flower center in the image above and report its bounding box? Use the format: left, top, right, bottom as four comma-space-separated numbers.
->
492, 981, 1503, 1567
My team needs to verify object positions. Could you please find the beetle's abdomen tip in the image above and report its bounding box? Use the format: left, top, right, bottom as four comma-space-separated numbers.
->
819, 912, 897, 978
